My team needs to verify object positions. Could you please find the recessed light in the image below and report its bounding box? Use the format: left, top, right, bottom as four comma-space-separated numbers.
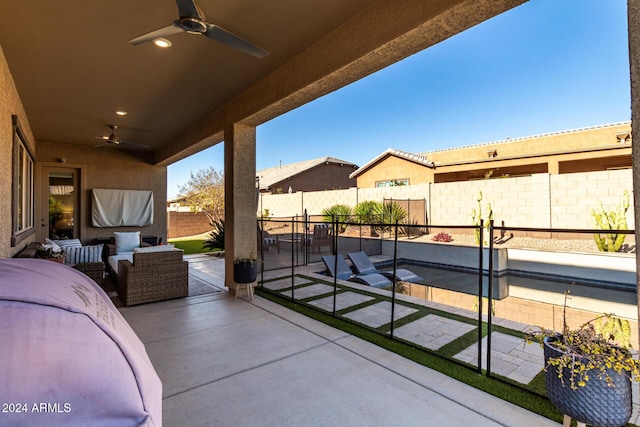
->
115, 110, 128, 116
153, 38, 172, 48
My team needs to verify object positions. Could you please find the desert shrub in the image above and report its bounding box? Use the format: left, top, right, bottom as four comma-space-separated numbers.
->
432, 232, 453, 242
203, 219, 225, 250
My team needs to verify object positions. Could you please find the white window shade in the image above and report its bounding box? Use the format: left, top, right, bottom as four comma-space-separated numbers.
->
92, 189, 153, 227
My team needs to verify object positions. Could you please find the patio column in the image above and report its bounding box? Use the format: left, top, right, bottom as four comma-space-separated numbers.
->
630, 0, 640, 345
224, 123, 257, 291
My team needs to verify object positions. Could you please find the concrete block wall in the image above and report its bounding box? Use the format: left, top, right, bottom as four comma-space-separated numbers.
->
258, 170, 634, 231
167, 211, 212, 239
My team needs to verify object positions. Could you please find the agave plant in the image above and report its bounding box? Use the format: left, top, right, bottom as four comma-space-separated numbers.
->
203, 219, 225, 251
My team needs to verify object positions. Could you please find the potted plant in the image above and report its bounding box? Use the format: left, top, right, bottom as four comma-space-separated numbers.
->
36, 245, 66, 263
526, 292, 640, 427
233, 252, 259, 284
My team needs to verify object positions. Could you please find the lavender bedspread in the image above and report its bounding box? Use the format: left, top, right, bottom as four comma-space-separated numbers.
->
0, 258, 162, 426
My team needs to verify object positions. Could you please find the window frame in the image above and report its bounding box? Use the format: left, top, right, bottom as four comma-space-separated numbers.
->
375, 179, 409, 188
11, 115, 35, 247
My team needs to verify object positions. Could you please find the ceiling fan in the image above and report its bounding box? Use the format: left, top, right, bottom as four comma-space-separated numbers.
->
95, 125, 150, 150
128, 0, 270, 58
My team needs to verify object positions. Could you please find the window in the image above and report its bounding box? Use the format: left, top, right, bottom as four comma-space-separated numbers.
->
375, 179, 409, 188
11, 115, 35, 246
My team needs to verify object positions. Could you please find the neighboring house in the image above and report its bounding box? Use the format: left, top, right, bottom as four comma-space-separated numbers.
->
257, 157, 357, 194
351, 122, 632, 188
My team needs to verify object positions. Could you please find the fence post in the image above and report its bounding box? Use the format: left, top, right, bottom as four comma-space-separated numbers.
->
486, 220, 495, 378
389, 221, 399, 338
477, 220, 484, 374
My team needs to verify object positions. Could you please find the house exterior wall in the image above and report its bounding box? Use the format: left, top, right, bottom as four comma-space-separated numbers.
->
355, 122, 632, 187
356, 156, 435, 188
36, 142, 168, 244
259, 169, 634, 233
429, 122, 631, 164
265, 163, 356, 194
0, 46, 37, 258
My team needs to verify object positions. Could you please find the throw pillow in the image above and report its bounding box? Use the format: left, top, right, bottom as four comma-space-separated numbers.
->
65, 244, 104, 264
114, 231, 141, 254
133, 244, 175, 254
53, 238, 82, 252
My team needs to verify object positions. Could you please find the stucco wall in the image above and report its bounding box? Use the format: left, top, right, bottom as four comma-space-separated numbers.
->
259, 170, 634, 232
356, 156, 433, 188
0, 46, 37, 258
37, 142, 168, 244
268, 163, 357, 194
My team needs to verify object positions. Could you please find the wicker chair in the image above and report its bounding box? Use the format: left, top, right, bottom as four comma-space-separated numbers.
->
106, 244, 189, 306
73, 262, 105, 286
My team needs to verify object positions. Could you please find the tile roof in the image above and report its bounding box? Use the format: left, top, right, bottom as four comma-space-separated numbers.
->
417, 121, 632, 156
349, 148, 435, 178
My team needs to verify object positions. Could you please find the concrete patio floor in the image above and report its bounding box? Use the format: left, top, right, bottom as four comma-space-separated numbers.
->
119, 255, 560, 426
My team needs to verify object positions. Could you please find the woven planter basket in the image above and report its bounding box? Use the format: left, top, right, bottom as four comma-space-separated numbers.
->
233, 261, 257, 284
543, 336, 632, 427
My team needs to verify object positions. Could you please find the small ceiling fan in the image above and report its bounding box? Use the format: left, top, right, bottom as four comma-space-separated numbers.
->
129, 0, 270, 58
95, 125, 150, 150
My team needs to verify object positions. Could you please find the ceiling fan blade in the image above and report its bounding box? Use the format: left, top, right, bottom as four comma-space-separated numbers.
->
176, 0, 203, 19
204, 24, 270, 58
118, 140, 151, 149
129, 23, 183, 46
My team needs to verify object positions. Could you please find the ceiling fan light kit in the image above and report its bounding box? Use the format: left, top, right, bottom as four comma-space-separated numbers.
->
129, 0, 269, 58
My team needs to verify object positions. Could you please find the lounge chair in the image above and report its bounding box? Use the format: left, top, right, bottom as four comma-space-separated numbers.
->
347, 251, 424, 284
322, 255, 391, 289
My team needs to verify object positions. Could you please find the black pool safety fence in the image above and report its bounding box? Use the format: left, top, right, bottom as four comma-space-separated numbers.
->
255, 215, 637, 396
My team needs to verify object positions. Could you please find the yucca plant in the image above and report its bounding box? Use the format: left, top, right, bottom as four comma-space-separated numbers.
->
353, 200, 382, 224
376, 201, 407, 235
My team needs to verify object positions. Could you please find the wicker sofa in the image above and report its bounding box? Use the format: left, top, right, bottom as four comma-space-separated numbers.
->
14, 241, 105, 286
106, 244, 189, 306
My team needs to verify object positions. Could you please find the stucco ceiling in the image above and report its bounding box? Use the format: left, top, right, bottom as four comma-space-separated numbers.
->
0, 1, 376, 155
0, 0, 526, 165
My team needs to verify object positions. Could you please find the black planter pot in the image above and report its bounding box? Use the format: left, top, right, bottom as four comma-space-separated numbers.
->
543, 336, 632, 427
233, 261, 258, 284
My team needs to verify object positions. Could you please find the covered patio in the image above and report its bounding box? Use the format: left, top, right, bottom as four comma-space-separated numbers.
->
122, 254, 559, 426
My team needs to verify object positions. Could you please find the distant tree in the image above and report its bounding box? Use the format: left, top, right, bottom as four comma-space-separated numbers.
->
177, 167, 224, 226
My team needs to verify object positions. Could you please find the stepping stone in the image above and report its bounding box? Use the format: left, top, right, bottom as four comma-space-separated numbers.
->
263, 276, 313, 291
280, 283, 335, 299
392, 314, 476, 350
308, 292, 375, 312
342, 301, 418, 328
454, 331, 544, 385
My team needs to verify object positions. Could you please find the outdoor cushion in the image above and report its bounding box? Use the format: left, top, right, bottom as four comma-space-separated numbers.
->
108, 252, 134, 275
322, 255, 391, 288
348, 251, 425, 284
133, 244, 175, 253
52, 238, 82, 251
114, 231, 141, 254
65, 244, 104, 265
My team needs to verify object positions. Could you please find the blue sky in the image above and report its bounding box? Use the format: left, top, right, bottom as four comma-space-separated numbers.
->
168, 0, 630, 198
